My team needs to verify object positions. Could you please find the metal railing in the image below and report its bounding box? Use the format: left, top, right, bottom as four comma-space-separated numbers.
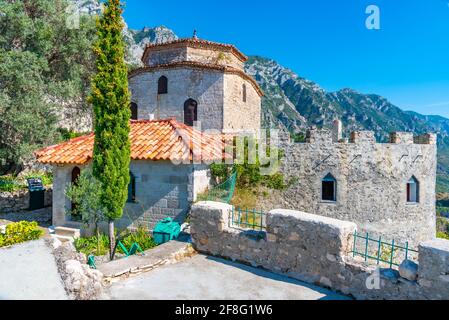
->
229, 207, 267, 231
350, 231, 418, 269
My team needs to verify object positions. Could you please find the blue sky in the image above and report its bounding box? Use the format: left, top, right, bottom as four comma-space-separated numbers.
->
122, 0, 449, 118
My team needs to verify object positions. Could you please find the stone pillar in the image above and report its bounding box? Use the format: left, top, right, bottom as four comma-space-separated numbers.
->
332, 119, 343, 143
418, 239, 449, 299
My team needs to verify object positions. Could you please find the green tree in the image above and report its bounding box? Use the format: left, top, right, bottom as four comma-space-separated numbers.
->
0, 0, 96, 173
89, 0, 131, 260
65, 169, 106, 239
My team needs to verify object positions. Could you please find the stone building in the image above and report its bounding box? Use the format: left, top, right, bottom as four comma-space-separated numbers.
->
35, 119, 228, 232
277, 120, 438, 244
127, 37, 263, 134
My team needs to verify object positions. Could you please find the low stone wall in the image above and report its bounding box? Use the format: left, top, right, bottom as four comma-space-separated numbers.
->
190, 202, 449, 300
0, 188, 52, 214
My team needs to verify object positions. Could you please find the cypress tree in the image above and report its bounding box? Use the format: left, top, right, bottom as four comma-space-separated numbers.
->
89, 0, 131, 259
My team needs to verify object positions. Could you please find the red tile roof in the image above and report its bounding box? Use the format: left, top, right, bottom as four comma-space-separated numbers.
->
35, 119, 232, 165
142, 38, 248, 63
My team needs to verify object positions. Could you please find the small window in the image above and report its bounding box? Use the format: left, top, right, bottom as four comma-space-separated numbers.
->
71, 167, 81, 216
242, 83, 247, 103
130, 102, 138, 120
158, 76, 168, 94
128, 172, 136, 203
407, 176, 419, 203
184, 98, 198, 127
322, 173, 337, 202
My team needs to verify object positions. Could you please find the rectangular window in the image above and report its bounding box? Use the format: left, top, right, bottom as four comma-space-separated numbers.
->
322, 181, 336, 201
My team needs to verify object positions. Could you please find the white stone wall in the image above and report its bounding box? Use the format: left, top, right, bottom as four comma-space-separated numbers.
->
144, 46, 244, 70
223, 73, 261, 134
190, 202, 449, 300
277, 129, 438, 245
52, 161, 211, 231
129, 69, 225, 131
52, 164, 85, 227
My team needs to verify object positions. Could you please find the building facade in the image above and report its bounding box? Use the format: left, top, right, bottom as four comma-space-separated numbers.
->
128, 38, 263, 134
278, 121, 438, 244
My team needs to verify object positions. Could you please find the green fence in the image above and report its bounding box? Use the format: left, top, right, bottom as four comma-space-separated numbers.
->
229, 207, 266, 231
204, 171, 237, 204
351, 231, 418, 269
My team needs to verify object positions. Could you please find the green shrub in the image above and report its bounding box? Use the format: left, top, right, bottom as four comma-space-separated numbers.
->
74, 234, 110, 256
437, 232, 449, 240
117, 227, 157, 254
0, 172, 53, 192
74, 227, 157, 257
0, 176, 21, 192
23, 171, 53, 186
0, 221, 44, 248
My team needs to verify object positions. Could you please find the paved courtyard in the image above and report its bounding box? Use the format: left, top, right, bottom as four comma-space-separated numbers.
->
103, 254, 350, 300
0, 240, 68, 300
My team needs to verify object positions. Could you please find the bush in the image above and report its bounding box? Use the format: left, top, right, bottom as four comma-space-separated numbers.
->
0, 176, 22, 192
74, 234, 110, 257
0, 172, 53, 192
74, 227, 158, 257
437, 232, 449, 240
0, 221, 44, 248
117, 227, 157, 254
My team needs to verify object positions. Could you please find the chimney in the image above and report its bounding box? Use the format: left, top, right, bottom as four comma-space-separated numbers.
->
332, 119, 343, 142
149, 114, 155, 121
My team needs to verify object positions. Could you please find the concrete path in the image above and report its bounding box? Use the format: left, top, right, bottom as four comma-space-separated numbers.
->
103, 254, 350, 300
0, 240, 68, 300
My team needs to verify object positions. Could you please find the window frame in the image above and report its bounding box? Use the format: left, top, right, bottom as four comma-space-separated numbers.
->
127, 172, 137, 203
130, 102, 138, 120
158, 76, 168, 95
321, 173, 337, 202
406, 176, 420, 204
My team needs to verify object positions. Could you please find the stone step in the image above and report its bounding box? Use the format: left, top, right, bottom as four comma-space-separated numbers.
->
54, 226, 81, 240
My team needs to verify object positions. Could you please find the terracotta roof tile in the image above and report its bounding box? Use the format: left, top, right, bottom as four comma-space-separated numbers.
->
35, 119, 232, 166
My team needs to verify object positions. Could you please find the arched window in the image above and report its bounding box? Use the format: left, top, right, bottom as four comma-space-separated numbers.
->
130, 102, 138, 120
71, 167, 81, 213
158, 76, 168, 94
407, 176, 419, 203
128, 172, 136, 203
184, 99, 198, 127
322, 173, 337, 202
242, 83, 247, 103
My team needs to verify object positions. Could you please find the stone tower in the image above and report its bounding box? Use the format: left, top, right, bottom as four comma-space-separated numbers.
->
128, 37, 263, 134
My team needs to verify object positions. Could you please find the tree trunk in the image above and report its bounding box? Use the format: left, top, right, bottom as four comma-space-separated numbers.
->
108, 220, 115, 261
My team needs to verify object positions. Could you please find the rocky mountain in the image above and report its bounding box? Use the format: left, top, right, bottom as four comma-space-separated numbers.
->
245, 56, 449, 192
71, 1, 449, 192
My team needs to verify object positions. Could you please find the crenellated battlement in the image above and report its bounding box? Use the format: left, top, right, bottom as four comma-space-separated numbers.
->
301, 121, 436, 146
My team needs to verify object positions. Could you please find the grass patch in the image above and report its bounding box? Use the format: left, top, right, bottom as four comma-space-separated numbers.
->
230, 187, 258, 209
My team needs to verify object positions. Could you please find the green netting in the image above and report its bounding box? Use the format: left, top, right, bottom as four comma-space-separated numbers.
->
204, 171, 237, 204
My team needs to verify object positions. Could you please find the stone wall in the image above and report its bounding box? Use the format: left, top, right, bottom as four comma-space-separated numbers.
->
129, 68, 225, 131
52, 161, 211, 231
274, 127, 438, 245
223, 73, 261, 134
144, 45, 244, 70
190, 202, 449, 300
0, 188, 52, 214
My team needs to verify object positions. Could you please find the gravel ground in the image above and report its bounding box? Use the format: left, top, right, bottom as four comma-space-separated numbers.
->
0, 240, 68, 300
103, 254, 350, 300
